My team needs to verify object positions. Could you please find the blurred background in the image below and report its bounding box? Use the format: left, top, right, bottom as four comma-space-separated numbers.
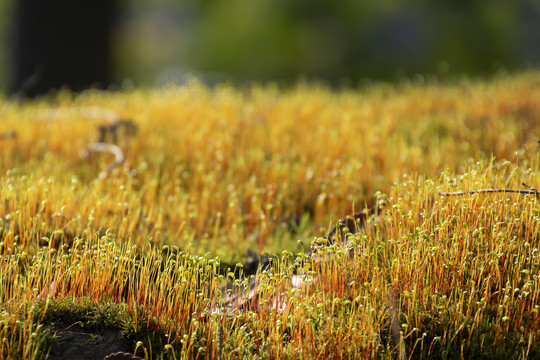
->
1, 0, 539, 97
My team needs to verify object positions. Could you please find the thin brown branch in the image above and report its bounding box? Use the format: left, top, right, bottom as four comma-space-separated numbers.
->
217, 325, 223, 360
522, 182, 539, 197
86, 142, 124, 181
388, 286, 406, 360
325, 202, 386, 243
439, 183, 540, 197
439, 189, 536, 196
103, 352, 144, 360
72, 143, 125, 210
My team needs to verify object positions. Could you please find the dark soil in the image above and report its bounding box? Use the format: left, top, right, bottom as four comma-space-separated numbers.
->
41, 321, 140, 360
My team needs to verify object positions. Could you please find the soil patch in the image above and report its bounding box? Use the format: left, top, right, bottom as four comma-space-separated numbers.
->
42, 321, 139, 360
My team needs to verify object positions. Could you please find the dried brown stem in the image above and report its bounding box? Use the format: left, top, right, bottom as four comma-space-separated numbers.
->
103, 352, 144, 360
439, 183, 540, 198
218, 325, 223, 360
72, 143, 125, 210
86, 142, 124, 181
325, 202, 386, 243
388, 286, 406, 360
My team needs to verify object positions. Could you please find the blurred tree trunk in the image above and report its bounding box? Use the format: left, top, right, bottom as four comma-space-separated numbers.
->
9, 0, 118, 98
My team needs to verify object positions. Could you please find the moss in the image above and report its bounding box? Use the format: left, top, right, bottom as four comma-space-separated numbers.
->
32, 297, 173, 360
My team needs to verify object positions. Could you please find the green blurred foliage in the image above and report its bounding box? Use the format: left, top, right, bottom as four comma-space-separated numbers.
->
114, 0, 539, 86
1, 0, 539, 91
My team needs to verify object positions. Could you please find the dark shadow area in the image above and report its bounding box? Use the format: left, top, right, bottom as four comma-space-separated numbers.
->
8, 0, 118, 98
3, 1, 540, 93
43, 322, 136, 360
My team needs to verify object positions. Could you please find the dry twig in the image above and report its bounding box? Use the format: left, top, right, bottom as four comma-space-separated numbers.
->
103, 352, 144, 360
71, 143, 125, 209
218, 325, 223, 360
439, 182, 540, 198
86, 142, 124, 181
388, 286, 407, 360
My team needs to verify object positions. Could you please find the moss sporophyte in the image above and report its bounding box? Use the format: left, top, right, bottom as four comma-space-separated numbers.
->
1, 72, 540, 359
